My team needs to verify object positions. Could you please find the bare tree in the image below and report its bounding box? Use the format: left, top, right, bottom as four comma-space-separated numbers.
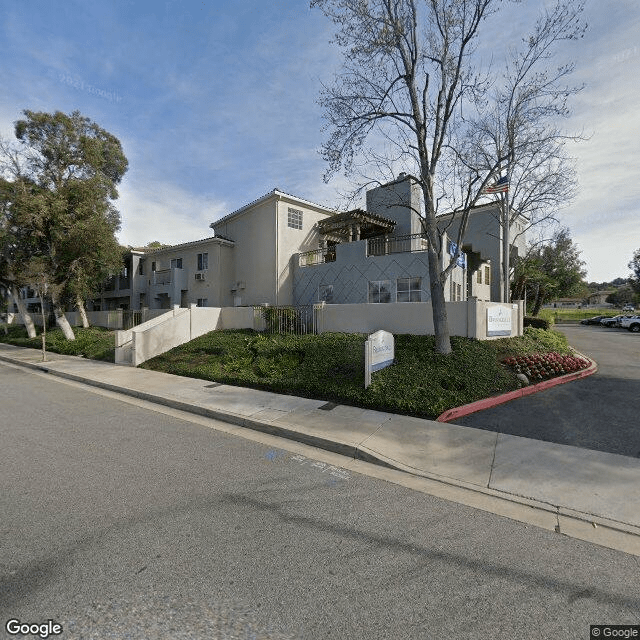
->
313, 0, 585, 353
457, 1, 586, 301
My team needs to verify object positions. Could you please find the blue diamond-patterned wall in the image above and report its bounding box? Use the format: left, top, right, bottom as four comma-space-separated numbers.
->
293, 241, 465, 306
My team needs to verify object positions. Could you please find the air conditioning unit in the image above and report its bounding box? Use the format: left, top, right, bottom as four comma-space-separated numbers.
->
195, 272, 206, 281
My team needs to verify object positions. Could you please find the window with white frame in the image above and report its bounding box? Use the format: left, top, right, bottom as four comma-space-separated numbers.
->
319, 284, 334, 303
170, 258, 183, 269
484, 265, 491, 284
287, 207, 303, 230
368, 280, 391, 303
197, 252, 208, 271
397, 277, 421, 302
196, 298, 208, 307
476, 269, 482, 284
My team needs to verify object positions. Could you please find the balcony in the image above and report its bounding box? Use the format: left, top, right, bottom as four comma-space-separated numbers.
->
367, 233, 428, 256
298, 247, 336, 267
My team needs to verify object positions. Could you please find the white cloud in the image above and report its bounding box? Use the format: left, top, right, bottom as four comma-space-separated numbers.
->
116, 178, 228, 248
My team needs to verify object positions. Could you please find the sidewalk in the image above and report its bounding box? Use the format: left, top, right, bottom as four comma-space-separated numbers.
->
2, 342, 639, 555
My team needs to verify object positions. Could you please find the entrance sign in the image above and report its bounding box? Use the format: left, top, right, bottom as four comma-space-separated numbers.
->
487, 305, 512, 337
365, 330, 394, 388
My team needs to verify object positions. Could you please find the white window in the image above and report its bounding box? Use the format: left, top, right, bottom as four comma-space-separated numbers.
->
197, 252, 208, 270
170, 258, 183, 269
196, 298, 208, 307
319, 284, 334, 303
368, 280, 391, 303
397, 277, 421, 302
288, 207, 303, 230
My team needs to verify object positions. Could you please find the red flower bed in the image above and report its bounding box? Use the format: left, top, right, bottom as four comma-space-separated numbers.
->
502, 352, 589, 382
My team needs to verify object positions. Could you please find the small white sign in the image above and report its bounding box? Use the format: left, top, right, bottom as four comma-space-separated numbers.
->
365, 330, 394, 388
487, 305, 512, 337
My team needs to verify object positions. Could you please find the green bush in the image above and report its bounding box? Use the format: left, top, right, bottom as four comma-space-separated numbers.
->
0, 325, 115, 361
141, 329, 567, 419
524, 316, 550, 330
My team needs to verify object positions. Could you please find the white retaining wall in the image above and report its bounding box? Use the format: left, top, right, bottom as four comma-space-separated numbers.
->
115, 305, 255, 366
314, 299, 524, 339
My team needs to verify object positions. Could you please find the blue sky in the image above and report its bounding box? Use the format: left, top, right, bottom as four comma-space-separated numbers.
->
1, 0, 638, 282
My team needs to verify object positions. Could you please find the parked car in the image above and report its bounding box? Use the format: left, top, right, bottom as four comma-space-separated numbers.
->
600, 315, 628, 327
620, 315, 640, 332
580, 315, 607, 325
622, 304, 636, 312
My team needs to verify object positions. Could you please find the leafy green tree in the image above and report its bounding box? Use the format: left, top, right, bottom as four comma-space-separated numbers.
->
629, 248, 640, 295
512, 228, 586, 315
605, 286, 635, 307
2, 110, 128, 339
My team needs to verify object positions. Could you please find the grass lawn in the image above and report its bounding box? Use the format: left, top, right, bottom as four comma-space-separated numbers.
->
140, 327, 573, 419
0, 325, 115, 361
537, 307, 619, 323
0, 322, 577, 419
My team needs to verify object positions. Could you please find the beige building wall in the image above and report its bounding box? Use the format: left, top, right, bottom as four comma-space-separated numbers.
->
211, 191, 334, 307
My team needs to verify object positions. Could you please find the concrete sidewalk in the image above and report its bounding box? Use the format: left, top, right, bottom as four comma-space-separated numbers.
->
2, 342, 639, 555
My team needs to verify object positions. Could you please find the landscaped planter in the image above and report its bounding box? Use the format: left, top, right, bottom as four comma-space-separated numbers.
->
502, 352, 590, 383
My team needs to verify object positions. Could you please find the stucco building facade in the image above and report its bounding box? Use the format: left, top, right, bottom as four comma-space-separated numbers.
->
93, 175, 520, 312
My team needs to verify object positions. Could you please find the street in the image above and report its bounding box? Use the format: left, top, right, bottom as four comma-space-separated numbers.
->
1, 361, 639, 639
454, 325, 640, 457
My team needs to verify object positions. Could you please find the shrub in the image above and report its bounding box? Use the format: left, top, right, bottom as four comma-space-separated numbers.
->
524, 316, 550, 330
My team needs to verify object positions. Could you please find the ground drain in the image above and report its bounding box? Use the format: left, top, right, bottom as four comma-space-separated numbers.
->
319, 402, 338, 411
205, 383, 222, 388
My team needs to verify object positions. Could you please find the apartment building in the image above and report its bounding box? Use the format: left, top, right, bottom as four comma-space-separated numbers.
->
93, 175, 520, 312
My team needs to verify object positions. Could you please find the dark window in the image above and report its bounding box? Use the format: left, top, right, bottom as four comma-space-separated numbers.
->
368, 280, 391, 303
197, 252, 208, 270
397, 277, 421, 302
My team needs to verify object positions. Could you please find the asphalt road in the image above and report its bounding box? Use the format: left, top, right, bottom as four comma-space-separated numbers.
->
1, 362, 640, 639
454, 324, 640, 457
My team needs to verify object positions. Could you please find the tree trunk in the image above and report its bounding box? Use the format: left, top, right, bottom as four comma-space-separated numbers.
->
76, 295, 90, 328
10, 285, 37, 338
50, 291, 75, 340
427, 243, 452, 355
531, 285, 544, 317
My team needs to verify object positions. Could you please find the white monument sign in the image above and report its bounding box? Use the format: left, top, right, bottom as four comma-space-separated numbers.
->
487, 305, 512, 337
365, 330, 394, 388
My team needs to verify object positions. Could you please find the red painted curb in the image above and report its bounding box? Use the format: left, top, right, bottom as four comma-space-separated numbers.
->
436, 352, 597, 423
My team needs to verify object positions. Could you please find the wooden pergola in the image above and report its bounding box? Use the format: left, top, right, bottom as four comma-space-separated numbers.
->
316, 208, 396, 245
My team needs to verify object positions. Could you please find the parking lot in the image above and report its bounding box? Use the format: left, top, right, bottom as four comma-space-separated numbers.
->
453, 324, 640, 458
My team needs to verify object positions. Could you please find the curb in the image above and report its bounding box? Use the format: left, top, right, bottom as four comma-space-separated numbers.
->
3, 348, 640, 554
436, 352, 597, 423
0, 351, 399, 472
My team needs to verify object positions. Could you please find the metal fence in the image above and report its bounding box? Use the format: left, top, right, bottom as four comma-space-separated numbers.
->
367, 233, 428, 256
253, 305, 316, 335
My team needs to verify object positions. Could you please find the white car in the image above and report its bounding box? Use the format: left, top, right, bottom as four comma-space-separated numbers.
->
620, 316, 640, 332
600, 315, 626, 327
622, 304, 636, 312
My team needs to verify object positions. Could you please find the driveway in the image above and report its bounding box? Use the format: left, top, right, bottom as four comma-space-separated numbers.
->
453, 324, 640, 458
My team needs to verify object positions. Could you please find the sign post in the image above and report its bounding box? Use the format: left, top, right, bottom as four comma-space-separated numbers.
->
365, 330, 394, 388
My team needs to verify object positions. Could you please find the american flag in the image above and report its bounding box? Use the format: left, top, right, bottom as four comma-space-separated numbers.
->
482, 175, 509, 194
